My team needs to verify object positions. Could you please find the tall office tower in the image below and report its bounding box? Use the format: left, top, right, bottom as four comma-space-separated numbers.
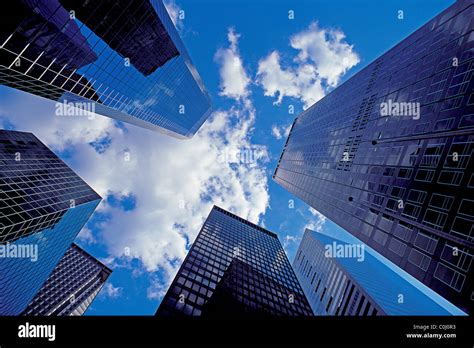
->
156, 206, 313, 316
0, 0, 211, 138
295, 229, 466, 315
0, 130, 101, 315
22, 243, 111, 316
274, 0, 473, 314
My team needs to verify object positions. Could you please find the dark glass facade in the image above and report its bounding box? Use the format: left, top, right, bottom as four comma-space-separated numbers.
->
0, 130, 101, 315
274, 1, 473, 314
0, 0, 211, 138
295, 229, 464, 315
156, 206, 313, 316
22, 243, 112, 316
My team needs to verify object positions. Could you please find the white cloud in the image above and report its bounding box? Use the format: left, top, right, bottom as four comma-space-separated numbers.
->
271, 123, 292, 140
305, 207, 326, 232
257, 51, 324, 108
164, 0, 184, 32
257, 22, 359, 109
0, 27, 269, 302
283, 234, 299, 249
77, 226, 96, 244
291, 23, 359, 87
214, 28, 251, 100
101, 283, 123, 299
147, 274, 172, 300
271, 125, 282, 139
0, 95, 268, 299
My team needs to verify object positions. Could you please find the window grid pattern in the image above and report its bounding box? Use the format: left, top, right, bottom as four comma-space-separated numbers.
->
0, 200, 99, 315
0, 130, 101, 243
22, 243, 112, 316
0, 0, 211, 138
157, 206, 313, 316
295, 229, 458, 315
0, 130, 101, 315
274, 1, 473, 314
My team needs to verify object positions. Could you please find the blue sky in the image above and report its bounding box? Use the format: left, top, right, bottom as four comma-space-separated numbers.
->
0, 0, 462, 315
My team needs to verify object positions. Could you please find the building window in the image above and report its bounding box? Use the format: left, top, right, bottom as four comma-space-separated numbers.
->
422, 209, 447, 231
397, 168, 413, 179
402, 203, 422, 220
408, 249, 431, 271
440, 244, 472, 272
458, 199, 474, 218
373, 230, 388, 246
429, 194, 454, 211
388, 238, 407, 257
434, 263, 465, 292
438, 170, 463, 186
450, 216, 473, 240
415, 169, 435, 182
414, 232, 438, 254
407, 190, 427, 204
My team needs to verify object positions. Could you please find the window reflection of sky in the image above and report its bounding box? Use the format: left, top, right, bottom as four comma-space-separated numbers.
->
74, 22, 210, 137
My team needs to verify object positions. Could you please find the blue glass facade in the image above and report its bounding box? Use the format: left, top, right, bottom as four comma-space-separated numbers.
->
23, 243, 112, 316
157, 206, 313, 316
0, 130, 101, 315
0, 0, 211, 138
295, 229, 466, 315
274, 1, 473, 314
0, 202, 99, 315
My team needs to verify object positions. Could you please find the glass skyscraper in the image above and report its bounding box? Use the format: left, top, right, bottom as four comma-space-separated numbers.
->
0, 0, 211, 138
274, 0, 473, 314
22, 243, 112, 316
0, 130, 101, 315
295, 229, 466, 315
156, 206, 314, 316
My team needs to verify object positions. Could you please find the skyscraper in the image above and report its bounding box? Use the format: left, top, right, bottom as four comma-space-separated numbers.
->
274, 0, 473, 314
0, 130, 101, 315
22, 243, 112, 316
295, 229, 466, 315
156, 206, 313, 316
0, 0, 211, 138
